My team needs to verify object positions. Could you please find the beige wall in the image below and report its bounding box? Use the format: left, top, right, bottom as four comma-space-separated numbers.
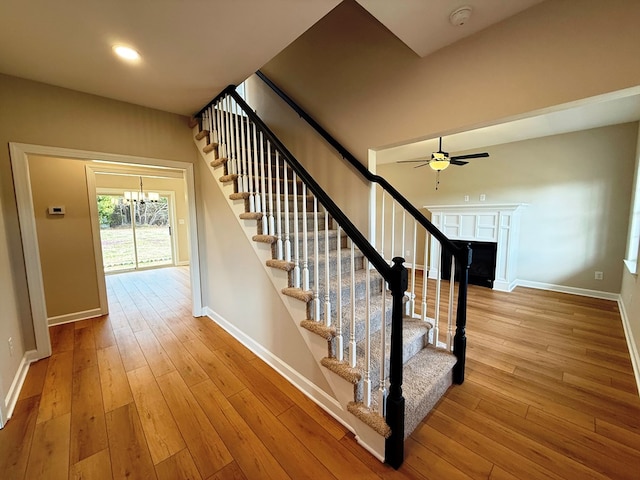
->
378, 123, 638, 293
196, 157, 332, 393
0, 73, 196, 406
262, 0, 640, 160
29, 155, 101, 318
95, 173, 190, 264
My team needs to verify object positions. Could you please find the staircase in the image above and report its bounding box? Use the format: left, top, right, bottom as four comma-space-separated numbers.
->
191, 85, 470, 467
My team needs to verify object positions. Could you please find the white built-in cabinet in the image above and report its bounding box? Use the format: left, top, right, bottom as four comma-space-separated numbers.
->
425, 204, 525, 292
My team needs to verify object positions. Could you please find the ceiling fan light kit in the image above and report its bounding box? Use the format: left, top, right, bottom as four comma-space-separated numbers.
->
396, 136, 489, 190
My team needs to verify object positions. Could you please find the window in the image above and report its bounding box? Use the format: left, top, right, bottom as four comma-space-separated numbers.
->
624, 130, 640, 275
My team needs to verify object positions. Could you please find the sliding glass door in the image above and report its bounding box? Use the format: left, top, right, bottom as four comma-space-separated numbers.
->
97, 193, 174, 272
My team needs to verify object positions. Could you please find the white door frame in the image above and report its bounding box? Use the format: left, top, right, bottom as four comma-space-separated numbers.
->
9, 142, 204, 361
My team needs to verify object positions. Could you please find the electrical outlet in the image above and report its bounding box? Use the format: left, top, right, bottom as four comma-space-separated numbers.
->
8, 337, 14, 357
405, 249, 411, 258
595, 271, 603, 280
464, 195, 469, 202
479, 194, 486, 202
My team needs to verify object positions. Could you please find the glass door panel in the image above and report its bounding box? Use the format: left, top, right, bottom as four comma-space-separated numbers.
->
97, 193, 174, 272
98, 194, 136, 272
133, 196, 173, 268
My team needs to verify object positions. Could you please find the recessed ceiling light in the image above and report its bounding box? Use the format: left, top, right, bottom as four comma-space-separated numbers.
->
112, 45, 141, 62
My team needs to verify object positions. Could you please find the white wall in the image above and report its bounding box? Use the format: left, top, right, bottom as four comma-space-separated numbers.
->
378, 123, 638, 294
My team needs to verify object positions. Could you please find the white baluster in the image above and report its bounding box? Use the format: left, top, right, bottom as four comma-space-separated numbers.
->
275, 152, 283, 260
302, 184, 310, 291
232, 99, 243, 193
226, 97, 235, 175
422, 230, 429, 325
335, 225, 343, 362
349, 240, 357, 368
390, 200, 396, 263
313, 198, 320, 321
292, 172, 300, 289
283, 161, 291, 262
434, 241, 442, 347
378, 276, 387, 417
252, 124, 261, 214
380, 192, 385, 261
364, 262, 371, 408
324, 209, 331, 327
410, 219, 417, 317
216, 100, 225, 159
447, 254, 455, 351
401, 209, 406, 261
267, 143, 275, 236
240, 104, 253, 212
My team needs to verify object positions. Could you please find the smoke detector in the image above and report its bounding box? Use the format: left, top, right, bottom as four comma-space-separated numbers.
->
449, 6, 473, 26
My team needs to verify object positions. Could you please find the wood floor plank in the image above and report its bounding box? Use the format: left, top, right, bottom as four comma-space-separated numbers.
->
208, 461, 248, 480
0, 395, 39, 479
49, 323, 74, 354
24, 413, 70, 480
183, 338, 245, 397
105, 402, 157, 480
412, 422, 494, 479
113, 325, 148, 372
91, 315, 116, 349
155, 448, 203, 480
191, 379, 292, 480
74, 325, 96, 350
96, 344, 134, 412
228, 388, 336, 480
127, 365, 186, 465
36, 350, 73, 424
17, 358, 49, 400
278, 404, 378, 480
404, 437, 474, 480
69, 448, 113, 480
154, 332, 208, 387
134, 329, 176, 377
156, 371, 232, 478
70, 365, 108, 464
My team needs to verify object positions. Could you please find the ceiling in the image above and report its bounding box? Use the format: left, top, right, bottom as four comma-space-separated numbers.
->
0, 0, 545, 116
356, 0, 544, 57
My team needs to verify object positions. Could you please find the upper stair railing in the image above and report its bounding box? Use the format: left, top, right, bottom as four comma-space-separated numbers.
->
194, 82, 470, 468
255, 71, 471, 376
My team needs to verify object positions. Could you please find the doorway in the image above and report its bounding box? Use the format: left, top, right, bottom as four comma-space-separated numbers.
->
97, 191, 176, 272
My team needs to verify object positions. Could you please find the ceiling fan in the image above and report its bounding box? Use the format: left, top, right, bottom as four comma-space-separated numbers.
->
397, 137, 489, 189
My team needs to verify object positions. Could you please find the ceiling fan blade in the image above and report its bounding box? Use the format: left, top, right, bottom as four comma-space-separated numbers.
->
397, 159, 429, 164
450, 152, 489, 161
414, 163, 431, 169
450, 160, 469, 166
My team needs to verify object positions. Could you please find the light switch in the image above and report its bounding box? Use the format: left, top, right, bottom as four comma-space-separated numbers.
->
48, 206, 65, 215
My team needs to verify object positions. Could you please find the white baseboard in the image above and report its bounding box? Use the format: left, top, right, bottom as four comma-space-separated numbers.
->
515, 279, 620, 301
3, 349, 38, 424
48, 307, 104, 326
617, 298, 640, 397
203, 306, 353, 433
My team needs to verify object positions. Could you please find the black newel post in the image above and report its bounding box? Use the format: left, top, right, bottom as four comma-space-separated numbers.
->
385, 257, 408, 469
453, 243, 472, 384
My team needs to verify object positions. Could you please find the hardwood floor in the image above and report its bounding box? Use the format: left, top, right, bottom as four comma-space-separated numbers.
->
1, 267, 639, 479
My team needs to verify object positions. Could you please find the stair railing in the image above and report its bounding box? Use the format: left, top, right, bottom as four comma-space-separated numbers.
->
255, 71, 470, 378
195, 83, 469, 468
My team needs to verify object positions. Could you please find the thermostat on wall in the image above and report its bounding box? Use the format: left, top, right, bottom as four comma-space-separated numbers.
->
48, 206, 65, 215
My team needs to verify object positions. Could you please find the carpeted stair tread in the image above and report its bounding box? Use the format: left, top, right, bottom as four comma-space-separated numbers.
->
230, 192, 250, 200
240, 212, 263, 220
253, 234, 276, 244
321, 357, 361, 384
300, 319, 335, 341
195, 129, 209, 141
401, 346, 456, 439
266, 259, 293, 271
281, 287, 312, 303
347, 402, 391, 438
203, 143, 218, 154
220, 173, 237, 183
211, 157, 228, 168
